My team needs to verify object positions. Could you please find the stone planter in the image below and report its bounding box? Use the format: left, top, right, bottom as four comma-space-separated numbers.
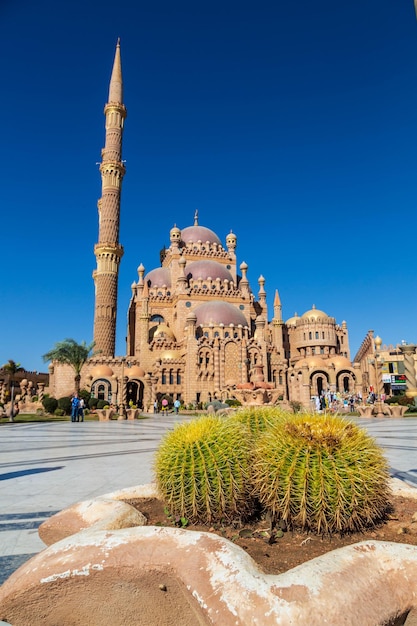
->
126, 408, 139, 420
1, 481, 417, 625
389, 405, 408, 418
96, 408, 115, 421
356, 405, 374, 417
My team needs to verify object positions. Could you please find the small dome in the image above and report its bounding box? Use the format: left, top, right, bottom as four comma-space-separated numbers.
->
286, 313, 299, 326
145, 267, 171, 288
194, 301, 248, 327
294, 356, 325, 370
301, 305, 329, 321
186, 260, 233, 282
330, 356, 352, 370
181, 225, 221, 245
153, 324, 176, 340
126, 365, 145, 379
91, 365, 114, 378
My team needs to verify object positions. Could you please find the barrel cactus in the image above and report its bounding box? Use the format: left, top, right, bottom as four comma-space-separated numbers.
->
154, 415, 253, 523
252, 413, 391, 535
232, 406, 286, 439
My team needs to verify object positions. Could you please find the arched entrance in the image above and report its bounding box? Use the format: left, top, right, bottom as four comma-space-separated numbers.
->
311, 371, 329, 397
91, 378, 112, 403
336, 370, 355, 394
126, 379, 144, 409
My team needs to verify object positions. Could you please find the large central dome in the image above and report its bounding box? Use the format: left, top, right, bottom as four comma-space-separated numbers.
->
186, 260, 233, 282
181, 225, 221, 245
194, 301, 248, 327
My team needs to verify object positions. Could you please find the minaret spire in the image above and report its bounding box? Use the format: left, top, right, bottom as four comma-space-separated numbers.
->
273, 289, 282, 321
93, 40, 127, 356
108, 38, 123, 103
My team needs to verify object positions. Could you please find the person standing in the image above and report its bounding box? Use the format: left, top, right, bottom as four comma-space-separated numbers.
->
174, 399, 180, 414
154, 400, 158, 414
71, 394, 80, 422
78, 397, 85, 422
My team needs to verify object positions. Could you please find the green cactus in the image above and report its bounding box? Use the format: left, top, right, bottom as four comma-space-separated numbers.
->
252, 413, 392, 535
154, 415, 253, 523
231, 406, 286, 439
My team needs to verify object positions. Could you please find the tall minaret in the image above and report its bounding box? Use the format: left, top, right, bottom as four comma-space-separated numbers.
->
93, 39, 127, 356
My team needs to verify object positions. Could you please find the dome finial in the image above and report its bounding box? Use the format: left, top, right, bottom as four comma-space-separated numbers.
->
194, 209, 199, 226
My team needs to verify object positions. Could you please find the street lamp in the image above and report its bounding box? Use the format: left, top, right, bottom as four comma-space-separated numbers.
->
373, 336, 385, 417
119, 357, 126, 418
8, 379, 15, 422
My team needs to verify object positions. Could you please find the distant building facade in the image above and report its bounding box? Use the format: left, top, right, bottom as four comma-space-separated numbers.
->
49, 42, 415, 409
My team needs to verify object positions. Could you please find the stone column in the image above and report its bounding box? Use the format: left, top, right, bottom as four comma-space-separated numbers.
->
399, 344, 417, 405
37, 383, 45, 402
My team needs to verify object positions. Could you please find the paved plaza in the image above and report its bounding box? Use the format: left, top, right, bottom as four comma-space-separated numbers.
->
1, 414, 417, 585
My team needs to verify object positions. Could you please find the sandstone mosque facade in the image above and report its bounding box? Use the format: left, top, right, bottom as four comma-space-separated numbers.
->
48, 41, 364, 410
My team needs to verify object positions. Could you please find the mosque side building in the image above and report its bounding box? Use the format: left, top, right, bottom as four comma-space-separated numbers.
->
48, 41, 362, 409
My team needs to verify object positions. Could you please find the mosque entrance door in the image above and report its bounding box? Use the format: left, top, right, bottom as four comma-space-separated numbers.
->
126, 380, 144, 409
317, 376, 324, 397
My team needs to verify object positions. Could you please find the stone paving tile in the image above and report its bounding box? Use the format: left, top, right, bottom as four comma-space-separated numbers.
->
0, 415, 190, 584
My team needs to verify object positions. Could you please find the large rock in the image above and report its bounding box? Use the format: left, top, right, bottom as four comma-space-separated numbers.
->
1, 481, 417, 626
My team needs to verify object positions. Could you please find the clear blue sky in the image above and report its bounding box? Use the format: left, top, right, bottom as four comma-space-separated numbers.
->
1, 0, 416, 374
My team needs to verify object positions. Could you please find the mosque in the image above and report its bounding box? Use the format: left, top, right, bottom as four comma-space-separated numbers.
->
48, 41, 364, 411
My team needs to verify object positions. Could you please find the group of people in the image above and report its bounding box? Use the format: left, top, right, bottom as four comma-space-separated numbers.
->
313, 392, 363, 414
153, 399, 181, 414
71, 393, 85, 422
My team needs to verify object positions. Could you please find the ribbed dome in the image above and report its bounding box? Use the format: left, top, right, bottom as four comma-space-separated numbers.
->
301, 305, 329, 321
90, 365, 114, 378
145, 267, 171, 288
181, 225, 221, 245
194, 301, 248, 327
186, 260, 233, 282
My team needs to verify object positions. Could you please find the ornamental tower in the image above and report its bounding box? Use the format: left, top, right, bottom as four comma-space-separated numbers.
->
93, 40, 126, 356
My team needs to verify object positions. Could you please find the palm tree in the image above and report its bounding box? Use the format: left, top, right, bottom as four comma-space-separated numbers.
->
2, 359, 24, 422
43, 339, 96, 393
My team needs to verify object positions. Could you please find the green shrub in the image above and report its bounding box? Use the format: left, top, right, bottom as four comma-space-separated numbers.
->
289, 400, 303, 413
225, 398, 242, 407
54, 408, 65, 416
204, 399, 228, 411
88, 397, 98, 410
154, 415, 253, 523
79, 389, 90, 405
58, 396, 72, 415
31, 395, 38, 402
385, 394, 414, 407
252, 413, 391, 535
42, 396, 58, 414
97, 399, 108, 409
